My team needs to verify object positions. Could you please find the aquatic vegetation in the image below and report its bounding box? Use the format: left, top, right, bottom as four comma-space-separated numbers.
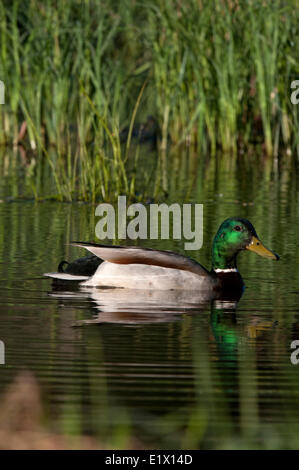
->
0, 0, 298, 201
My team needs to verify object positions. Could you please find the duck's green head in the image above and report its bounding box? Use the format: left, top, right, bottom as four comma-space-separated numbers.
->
212, 218, 279, 270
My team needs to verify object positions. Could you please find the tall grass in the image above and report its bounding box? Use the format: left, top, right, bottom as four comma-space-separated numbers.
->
0, 0, 298, 200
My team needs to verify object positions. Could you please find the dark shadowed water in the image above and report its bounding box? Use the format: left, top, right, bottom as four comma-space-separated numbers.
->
0, 151, 298, 449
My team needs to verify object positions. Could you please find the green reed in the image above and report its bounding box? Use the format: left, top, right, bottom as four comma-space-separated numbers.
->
0, 0, 298, 200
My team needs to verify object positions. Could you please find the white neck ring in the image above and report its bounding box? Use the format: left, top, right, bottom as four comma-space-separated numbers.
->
214, 268, 238, 273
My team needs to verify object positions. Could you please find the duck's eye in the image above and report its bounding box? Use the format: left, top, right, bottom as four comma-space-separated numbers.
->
234, 225, 242, 231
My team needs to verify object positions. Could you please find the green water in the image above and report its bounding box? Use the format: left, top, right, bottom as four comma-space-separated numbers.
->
0, 151, 298, 449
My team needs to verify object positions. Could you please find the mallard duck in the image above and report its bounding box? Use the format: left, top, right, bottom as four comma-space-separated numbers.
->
44, 218, 279, 295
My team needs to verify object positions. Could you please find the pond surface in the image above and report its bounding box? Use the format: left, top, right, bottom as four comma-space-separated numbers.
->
0, 152, 298, 449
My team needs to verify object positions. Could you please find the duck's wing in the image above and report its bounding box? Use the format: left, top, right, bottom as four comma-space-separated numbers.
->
70, 242, 210, 278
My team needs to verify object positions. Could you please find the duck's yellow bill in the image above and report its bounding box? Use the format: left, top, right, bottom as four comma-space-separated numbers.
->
246, 236, 279, 260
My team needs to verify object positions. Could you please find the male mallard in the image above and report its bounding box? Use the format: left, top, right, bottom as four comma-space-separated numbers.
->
45, 218, 279, 295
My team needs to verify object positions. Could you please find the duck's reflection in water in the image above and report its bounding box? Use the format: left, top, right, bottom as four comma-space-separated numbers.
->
47, 273, 281, 446
50, 285, 218, 324
210, 299, 278, 370
50, 281, 276, 346
49, 271, 247, 323
50, 283, 275, 343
